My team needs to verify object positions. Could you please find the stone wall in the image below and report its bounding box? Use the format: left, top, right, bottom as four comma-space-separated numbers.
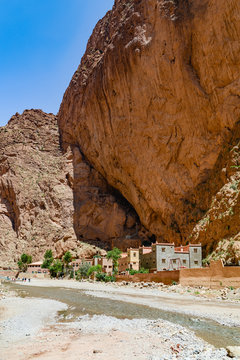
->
116, 260, 240, 288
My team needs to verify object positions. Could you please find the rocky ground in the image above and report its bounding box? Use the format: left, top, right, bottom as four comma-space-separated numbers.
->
0, 281, 238, 360
115, 281, 240, 303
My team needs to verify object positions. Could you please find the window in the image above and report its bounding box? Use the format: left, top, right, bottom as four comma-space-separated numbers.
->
194, 260, 198, 265
133, 253, 136, 257
162, 248, 165, 252
162, 259, 166, 264
183, 260, 186, 264
173, 259, 176, 264
194, 249, 197, 253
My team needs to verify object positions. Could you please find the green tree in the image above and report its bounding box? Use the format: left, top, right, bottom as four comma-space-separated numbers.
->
106, 247, 122, 274
63, 251, 73, 270
87, 264, 102, 278
76, 262, 91, 280
17, 253, 32, 272
49, 259, 63, 278
42, 249, 54, 269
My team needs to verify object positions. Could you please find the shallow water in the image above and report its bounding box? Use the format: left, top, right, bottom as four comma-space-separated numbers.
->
4, 282, 240, 348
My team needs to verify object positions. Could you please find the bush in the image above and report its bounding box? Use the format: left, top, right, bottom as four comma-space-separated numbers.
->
128, 267, 149, 275
129, 269, 138, 275
95, 272, 116, 282
76, 262, 91, 280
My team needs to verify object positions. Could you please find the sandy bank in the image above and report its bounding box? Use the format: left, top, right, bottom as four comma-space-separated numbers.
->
0, 294, 67, 356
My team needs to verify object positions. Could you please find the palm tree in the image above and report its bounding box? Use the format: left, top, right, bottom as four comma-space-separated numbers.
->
106, 247, 122, 274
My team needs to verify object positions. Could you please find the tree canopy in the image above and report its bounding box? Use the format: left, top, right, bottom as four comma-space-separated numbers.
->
17, 253, 32, 272
63, 251, 73, 268
49, 259, 63, 278
106, 247, 122, 274
42, 249, 54, 269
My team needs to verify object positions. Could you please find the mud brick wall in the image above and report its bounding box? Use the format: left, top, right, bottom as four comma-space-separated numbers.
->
180, 260, 240, 289
116, 270, 180, 285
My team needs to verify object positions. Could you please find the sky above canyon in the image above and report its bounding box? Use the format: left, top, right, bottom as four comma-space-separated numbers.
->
0, 0, 114, 126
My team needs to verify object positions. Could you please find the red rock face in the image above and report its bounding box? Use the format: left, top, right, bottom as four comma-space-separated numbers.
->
0, 110, 139, 267
58, 0, 240, 243
71, 145, 140, 249
0, 110, 82, 267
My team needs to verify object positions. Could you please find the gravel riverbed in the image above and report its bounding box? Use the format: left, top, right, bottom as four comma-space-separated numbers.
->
0, 280, 240, 359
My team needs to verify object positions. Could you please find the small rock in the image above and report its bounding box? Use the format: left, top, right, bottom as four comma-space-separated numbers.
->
93, 350, 103, 354
226, 346, 240, 358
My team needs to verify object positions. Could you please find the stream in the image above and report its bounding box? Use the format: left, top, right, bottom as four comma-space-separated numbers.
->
4, 282, 240, 349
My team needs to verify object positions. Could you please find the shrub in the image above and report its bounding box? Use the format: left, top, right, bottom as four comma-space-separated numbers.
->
128, 267, 149, 275
76, 262, 91, 280
95, 272, 116, 282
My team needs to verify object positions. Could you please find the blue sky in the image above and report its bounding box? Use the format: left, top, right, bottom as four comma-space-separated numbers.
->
0, 0, 114, 126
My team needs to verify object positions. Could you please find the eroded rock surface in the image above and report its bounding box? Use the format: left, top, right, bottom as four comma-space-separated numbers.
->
59, 0, 240, 245
190, 138, 240, 263
0, 110, 140, 267
0, 110, 87, 267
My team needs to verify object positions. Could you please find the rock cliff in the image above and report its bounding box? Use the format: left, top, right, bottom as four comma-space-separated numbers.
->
0, 110, 140, 267
1, 0, 240, 266
58, 0, 240, 249
0, 110, 84, 267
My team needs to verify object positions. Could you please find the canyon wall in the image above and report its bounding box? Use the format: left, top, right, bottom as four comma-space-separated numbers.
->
1, 0, 240, 266
58, 0, 240, 247
0, 110, 140, 267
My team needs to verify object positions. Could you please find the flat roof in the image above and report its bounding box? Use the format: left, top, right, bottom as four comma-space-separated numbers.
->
174, 251, 189, 254
153, 243, 175, 246
28, 261, 43, 266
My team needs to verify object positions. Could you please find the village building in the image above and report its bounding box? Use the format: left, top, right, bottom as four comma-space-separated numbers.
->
139, 243, 202, 271
94, 257, 113, 275
27, 261, 49, 274
118, 248, 140, 273
71, 258, 93, 271
127, 248, 139, 271
118, 252, 128, 273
